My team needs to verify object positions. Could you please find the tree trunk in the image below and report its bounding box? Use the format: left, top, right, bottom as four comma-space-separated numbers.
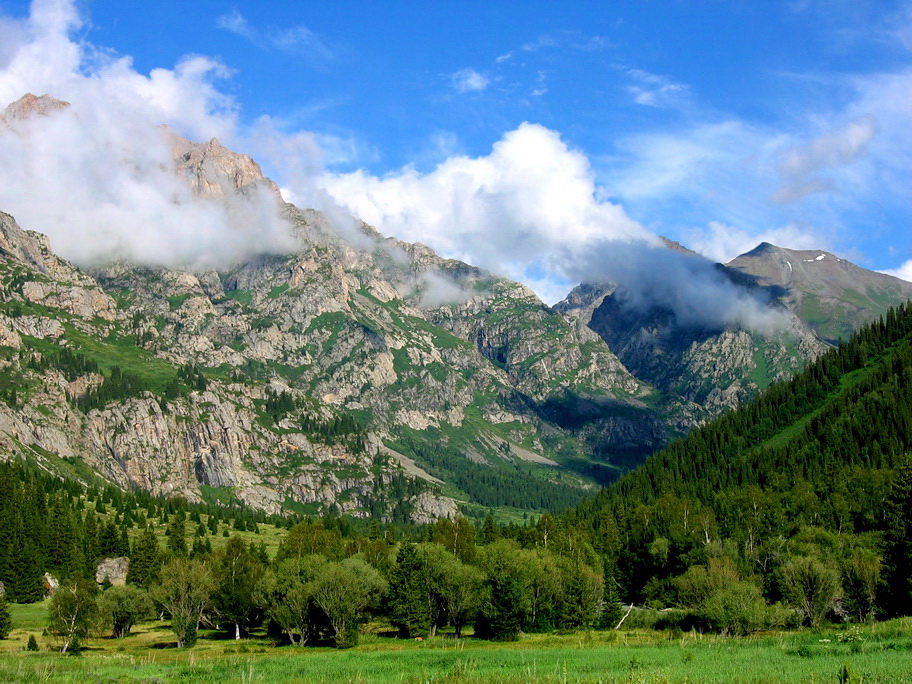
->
235, 622, 241, 640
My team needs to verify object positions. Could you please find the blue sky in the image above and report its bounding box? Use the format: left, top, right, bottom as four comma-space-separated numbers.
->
1, 0, 912, 303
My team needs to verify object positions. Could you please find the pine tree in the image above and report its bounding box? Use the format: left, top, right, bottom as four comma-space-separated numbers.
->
386, 543, 432, 638
166, 516, 188, 557
599, 573, 623, 629
127, 527, 161, 588
883, 458, 912, 616
0, 593, 11, 639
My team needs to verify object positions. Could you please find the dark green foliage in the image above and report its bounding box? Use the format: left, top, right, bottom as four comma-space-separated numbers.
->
570, 302, 912, 607
26, 634, 38, 651
177, 363, 208, 392
127, 527, 161, 588
386, 543, 432, 638
400, 436, 585, 511
165, 515, 187, 557
0, 594, 11, 639
600, 575, 623, 629
72, 365, 153, 412
882, 457, 912, 616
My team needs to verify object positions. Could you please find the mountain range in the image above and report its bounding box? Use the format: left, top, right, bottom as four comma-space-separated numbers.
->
1, 93, 911, 521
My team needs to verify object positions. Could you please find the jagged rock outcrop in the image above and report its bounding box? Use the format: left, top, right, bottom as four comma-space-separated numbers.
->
0, 93, 70, 126
2, 91, 902, 518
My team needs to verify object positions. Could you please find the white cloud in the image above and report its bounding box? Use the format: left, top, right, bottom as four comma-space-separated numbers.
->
0, 0, 800, 334
216, 9, 334, 63
624, 68, 689, 108
0, 0, 296, 268
450, 68, 489, 94
314, 123, 788, 332
774, 115, 877, 203
881, 260, 912, 282
317, 122, 653, 279
685, 221, 831, 264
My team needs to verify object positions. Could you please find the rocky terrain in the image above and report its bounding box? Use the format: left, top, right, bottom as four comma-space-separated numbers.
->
0, 93, 909, 520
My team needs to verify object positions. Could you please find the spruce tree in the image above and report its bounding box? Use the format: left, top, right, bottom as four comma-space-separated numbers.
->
883, 458, 912, 616
386, 543, 432, 638
127, 527, 161, 588
0, 593, 11, 639
166, 516, 188, 557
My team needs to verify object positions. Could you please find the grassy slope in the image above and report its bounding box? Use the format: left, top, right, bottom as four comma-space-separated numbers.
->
2, 605, 909, 683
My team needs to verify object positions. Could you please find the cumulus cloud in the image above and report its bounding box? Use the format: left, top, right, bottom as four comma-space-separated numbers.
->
567, 241, 789, 333
315, 123, 787, 331
0, 0, 296, 268
880, 260, 912, 283
0, 0, 792, 334
450, 68, 489, 94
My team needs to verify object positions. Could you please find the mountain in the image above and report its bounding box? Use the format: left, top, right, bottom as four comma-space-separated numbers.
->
0, 94, 664, 521
576, 299, 912, 608
557, 241, 912, 437
1, 92, 909, 522
726, 242, 912, 344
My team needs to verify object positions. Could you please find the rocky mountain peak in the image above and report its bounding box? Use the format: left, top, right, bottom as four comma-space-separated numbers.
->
727, 242, 912, 343
167, 130, 281, 200
0, 93, 70, 124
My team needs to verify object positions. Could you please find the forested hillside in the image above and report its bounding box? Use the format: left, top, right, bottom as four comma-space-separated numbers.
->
3, 302, 912, 650
576, 300, 912, 626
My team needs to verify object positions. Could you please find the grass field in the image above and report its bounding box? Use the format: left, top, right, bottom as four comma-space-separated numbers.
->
3, 603, 912, 683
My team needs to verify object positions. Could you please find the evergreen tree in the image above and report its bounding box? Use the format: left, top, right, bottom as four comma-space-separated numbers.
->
599, 574, 623, 629
127, 527, 161, 588
0, 594, 11, 639
386, 543, 432, 638
882, 458, 912, 616
166, 515, 187, 557
479, 514, 499, 545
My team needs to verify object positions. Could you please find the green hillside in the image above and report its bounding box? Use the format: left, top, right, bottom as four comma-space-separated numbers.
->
576, 300, 912, 622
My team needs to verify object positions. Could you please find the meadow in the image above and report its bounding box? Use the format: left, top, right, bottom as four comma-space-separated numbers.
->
2, 602, 912, 683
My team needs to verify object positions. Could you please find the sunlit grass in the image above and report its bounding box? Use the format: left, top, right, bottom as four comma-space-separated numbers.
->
2, 609, 912, 682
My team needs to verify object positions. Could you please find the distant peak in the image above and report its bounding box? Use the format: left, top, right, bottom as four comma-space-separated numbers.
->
658, 236, 699, 256
1, 93, 70, 123
741, 242, 778, 257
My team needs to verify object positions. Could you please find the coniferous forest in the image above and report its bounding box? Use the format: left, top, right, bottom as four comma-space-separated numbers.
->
2, 303, 912, 655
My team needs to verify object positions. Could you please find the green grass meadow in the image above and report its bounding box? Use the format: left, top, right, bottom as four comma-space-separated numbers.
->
3, 602, 912, 683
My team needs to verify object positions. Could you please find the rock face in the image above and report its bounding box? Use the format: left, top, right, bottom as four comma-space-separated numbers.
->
0, 115, 651, 516
0, 93, 904, 517
95, 557, 129, 586
0, 93, 70, 125
557, 241, 912, 435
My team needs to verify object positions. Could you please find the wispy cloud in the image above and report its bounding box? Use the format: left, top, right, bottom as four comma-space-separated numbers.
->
623, 67, 690, 108
450, 68, 489, 94
216, 9, 334, 64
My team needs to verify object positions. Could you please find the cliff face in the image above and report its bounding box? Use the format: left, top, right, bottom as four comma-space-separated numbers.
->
0, 117, 656, 518
557, 240, 912, 436
1, 92, 905, 517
